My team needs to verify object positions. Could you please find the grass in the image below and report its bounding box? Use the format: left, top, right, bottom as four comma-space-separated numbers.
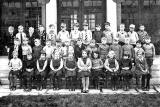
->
0, 94, 160, 107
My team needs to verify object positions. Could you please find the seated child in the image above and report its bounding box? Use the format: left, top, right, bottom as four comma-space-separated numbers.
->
50, 50, 63, 90
64, 52, 77, 91
77, 50, 92, 93
36, 50, 48, 90
8, 51, 22, 91
119, 53, 132, 91
91, 51, 104, 92
135, 52, 150, 91
23, 52, 35, 91
104, 51, 119, 91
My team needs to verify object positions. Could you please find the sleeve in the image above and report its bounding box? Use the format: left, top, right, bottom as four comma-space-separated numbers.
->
19, 59, 23, 70
115, 59, 119, 71
87, 58, 92, 70
77, 58, 83, 70
152, 44, 156, 57
104, 59, 110, 70
135, 32, 139, 41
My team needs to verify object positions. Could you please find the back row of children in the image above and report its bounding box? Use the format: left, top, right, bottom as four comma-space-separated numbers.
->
7, 22, 155, 93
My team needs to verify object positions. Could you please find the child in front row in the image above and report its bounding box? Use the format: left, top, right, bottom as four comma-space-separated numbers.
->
8, 51, 22, 91
50, 50, 63, 90
36, 50, 48, 90
77, 50, 92, 93
119, 52, 132, 91
135, 51, 150, 91
91, 51, 104, 92
64, 52, 77, 91
23, 52, 35, 91
104, 51, 119, 91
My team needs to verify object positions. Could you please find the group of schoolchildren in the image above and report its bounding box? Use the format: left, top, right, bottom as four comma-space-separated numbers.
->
6, 21, 155, 93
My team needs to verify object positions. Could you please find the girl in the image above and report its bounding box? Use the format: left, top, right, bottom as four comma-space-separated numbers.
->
50, 50, 63, 90
64, 52, 77, 91
8, 51, 22, 91
36, 50, 48, 90
91, 51, 103, 92
119, 53, 132, 91
23, 53, 35, 91
77, 50, 92, 93
104, 51, 119, 91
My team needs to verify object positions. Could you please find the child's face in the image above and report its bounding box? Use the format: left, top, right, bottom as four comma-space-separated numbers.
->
129, 27, 134, 32
120, 25, 125, 31
145, 39, 151, 43
82, 51, 87, 58
108, 53, 114, 58
29, 27, 34, 33
90, 42, 95, 47
101, 39, 107, 44
50, 26, 55, 31
56, 42, 61, 47
83, 26, 88, 30
68, 47, 74, 54
68, 53, 74, 59
123, 55, 128, 59
65, 41, 70, 46
8, 27, 14, 33
138, 54, 143, 59
125, 39, 130, 44
105, 25, 110, 30
27, 54, 32, 60
18, 28, 23, 33
46, 41, 51, 46
95, 26, 101, 31
40, 54, 46, 59
136, 43, 141, 48
93, 53, 98, 59
13, 53, 18, 59
34, 39, 41, 46
113, 40, 119, 44
14, 40, 19, 45
77, 40, 82, 46
139, 26, 145, 31
61, 26, 66, 31
54, 52, 60, 59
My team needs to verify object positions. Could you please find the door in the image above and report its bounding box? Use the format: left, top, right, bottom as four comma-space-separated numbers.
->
57, 0, 106, 32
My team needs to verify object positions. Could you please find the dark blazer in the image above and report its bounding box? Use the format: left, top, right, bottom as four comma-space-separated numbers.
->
5, 32, 16, 48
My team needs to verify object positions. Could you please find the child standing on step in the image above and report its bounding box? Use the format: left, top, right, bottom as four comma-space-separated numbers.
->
104, 51, 119, 91
64, 52, 77, 91
77, 50, 92, 93
8, 51, 22, 91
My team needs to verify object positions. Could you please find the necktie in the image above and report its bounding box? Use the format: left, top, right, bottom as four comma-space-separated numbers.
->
20, 33, 23, 44
85, 31, 88, 41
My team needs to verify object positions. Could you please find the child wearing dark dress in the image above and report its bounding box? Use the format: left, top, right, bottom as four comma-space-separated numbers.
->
50, 50, 63, 90
104, 51, 119, 91
91, 51, 104, 92
77, 50, 92, 93
23, 53, 35, 91
119, 53, 132, 91
36, 50, 48, 90
64, 53, 77, 91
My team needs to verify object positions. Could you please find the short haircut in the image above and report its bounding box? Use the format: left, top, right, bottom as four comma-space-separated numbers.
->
105, 22, 110, 26
91, 51, 100, 59
136, 40, 142, 44
18, 25, 24, 29
49, 24, 55, 28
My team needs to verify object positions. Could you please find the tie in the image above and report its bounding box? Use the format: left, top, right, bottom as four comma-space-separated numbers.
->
85, 31, 88, 41
20, 33, 23, 44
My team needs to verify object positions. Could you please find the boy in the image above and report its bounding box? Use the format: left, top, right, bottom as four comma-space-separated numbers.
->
135, 51, 150, 91
137, 24, 148, 44
134, 40, 144, 59
32, 38, 43, 61
143, 36, 155, 75
110, 38, 122, 61
57, 23, 70, 43
16, 25, 27, 44
86, 39, 98, 58
38, 25, 46, 46
70, 22, 81, 42
8, 38, 22, 60
128, 24, 139, 47
116, 24, 128, 46
121, 38, 134, 61
93, 24, 103, 43
81, 22, 92, 46
103, 22, 114, 45
98, 37, 110, 62
8, 51, 22, 91
46, 24, 57, 46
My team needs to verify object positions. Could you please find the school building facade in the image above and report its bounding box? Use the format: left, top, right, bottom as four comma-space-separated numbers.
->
1, 0, 160, 42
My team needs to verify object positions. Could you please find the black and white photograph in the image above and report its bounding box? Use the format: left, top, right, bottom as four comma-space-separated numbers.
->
1, 0, 160, 107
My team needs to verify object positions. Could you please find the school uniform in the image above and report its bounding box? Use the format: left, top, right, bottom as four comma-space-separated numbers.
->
137, 31, 148, 44
128, 31, 139, 47
103, 30, 113, 45
81, 30, 92, 46
93, 30, 103, 43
